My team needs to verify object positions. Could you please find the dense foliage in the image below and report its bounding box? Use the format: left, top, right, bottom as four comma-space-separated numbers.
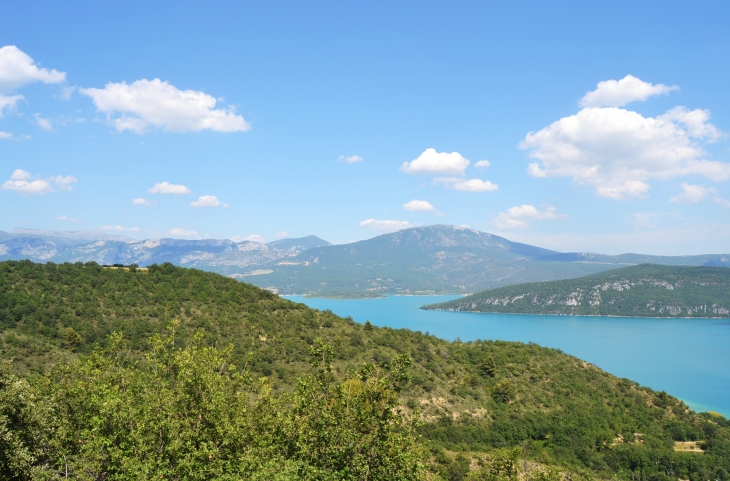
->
1, 328, 427, 480
426, 264, 730, 318
1, 261, 729, 480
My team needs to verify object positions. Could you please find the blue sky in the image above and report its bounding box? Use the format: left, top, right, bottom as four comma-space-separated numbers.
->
1, 1, 729, 254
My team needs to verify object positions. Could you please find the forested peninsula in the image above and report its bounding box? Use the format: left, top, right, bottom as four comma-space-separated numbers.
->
1, 261, 729, 480
425, 264, 730, 318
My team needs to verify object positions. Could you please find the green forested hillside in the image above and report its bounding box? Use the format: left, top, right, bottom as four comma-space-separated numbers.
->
1, 261, 729, 480
425, 264, 730, 317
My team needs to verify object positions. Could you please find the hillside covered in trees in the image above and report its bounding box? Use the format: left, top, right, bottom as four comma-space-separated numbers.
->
425, 264, 730, 318
1, 261, 729, 480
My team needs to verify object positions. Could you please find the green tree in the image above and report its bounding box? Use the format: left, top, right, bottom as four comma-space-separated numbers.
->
61, 327, 82, 351
478, 355, 496, 377
0, 360, 52, 481
31, 327, 426, 480
467, 448, 521, 481
492, 380, 514, 404
286, 338, 426, 479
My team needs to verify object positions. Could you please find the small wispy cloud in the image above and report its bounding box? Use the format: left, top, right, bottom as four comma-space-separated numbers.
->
669, 183, 717, 204
401, 148, 470, 176
169, 227, 198, 237
0, 131, 31, 141
493, 205, 566, 229
359, 219, 412, 233
338, 154, 363, 163
148, 182, 191, 195
190, 195, 221, 207
434, 177, 498, 192
132, 198, 153, 206
714, 197, 730, 209
55, 215, 81, 223
34, 114, 52, 130
101, 225, 140, 232
241, 234, 265, 243
403, 199, 435, 212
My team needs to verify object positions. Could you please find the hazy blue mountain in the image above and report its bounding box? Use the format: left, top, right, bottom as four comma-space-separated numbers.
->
244, 226, 633, 295
2, 225, 728, 296
265, 235, 331, 252
424, 264, 730, 317
0, 237, 67, 261
0, 235, 329, 269
243, 226, 730, 295
536, 251, 730, 267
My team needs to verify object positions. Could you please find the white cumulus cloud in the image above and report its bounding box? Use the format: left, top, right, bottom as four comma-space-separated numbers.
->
132, 198, 152, 206
0, 46, 66, 93
3, 179, 53, 195
658, 107, 722, 141
401, 148, 470, 175
338, 154, 362, 163
403, 199, 435, 212
474, 160, 491, 168
669, 183, 717, 204
169, 227, 198, 237
580, 74, 678, 108
521, 102, 730, 199
190, 195, 221, 208
434, 177, 499, 192
493, 205, 566, 229
51, 175, 77, 191
80, 79, 250, 134
359, 219, 412, 233
148, 182, 191, 195
10, 169, 30, 180
451, 179, 499, 192
243, 234, 265, 243
2, 169, 77, 195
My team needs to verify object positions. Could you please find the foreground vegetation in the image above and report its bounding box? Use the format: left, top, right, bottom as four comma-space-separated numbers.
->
1, 261, 729, 480
425, 265, 730, 318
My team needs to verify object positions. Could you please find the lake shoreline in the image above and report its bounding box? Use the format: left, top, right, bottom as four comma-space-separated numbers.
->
424, 307, 730, 320
292, 295, 730, 418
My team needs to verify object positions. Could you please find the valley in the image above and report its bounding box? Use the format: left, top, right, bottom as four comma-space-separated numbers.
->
1, 260, 729, 480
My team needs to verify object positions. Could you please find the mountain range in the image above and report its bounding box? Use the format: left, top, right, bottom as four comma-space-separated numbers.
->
2, 225, 728, 295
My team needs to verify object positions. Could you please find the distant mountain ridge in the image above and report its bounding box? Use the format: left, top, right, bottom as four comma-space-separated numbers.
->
536, 251, 730, 267
424, 264, 730, 318
1, 225, 728, 295
242, 225, 730, 295
0, 230, 331, 269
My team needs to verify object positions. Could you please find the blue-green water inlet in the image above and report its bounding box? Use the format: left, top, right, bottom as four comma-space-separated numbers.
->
290, 295, 730, 417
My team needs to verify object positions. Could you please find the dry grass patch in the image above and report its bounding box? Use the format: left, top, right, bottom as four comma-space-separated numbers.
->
673, 441, 704, 453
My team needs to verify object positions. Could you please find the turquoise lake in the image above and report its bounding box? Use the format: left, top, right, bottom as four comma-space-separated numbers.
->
289, 295, 730, 417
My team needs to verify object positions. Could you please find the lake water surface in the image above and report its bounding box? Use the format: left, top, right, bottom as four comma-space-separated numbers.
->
289, 295, 730, 417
